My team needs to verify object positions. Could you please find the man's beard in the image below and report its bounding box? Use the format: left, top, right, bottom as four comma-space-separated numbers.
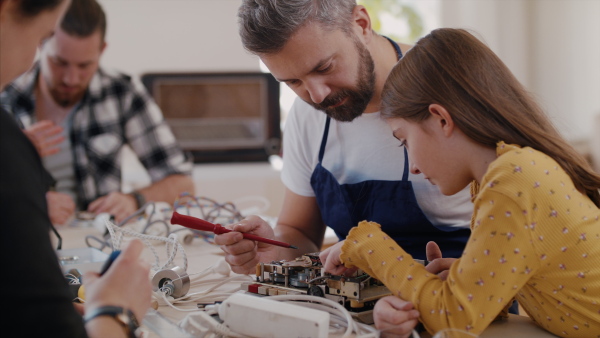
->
309, 38, 376, 122
49, 84, 84, 108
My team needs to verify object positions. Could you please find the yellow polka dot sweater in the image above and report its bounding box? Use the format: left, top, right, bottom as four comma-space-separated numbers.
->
340, 142, 600, 337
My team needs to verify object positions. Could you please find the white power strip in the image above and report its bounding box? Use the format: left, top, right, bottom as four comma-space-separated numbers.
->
218, 293, 330, 338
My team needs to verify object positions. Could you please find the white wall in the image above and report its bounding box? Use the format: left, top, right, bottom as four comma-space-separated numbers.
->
98, 0, 599, 143
530, 0, 600, 142
440, 0, 600, 142
97, 0, 260, 76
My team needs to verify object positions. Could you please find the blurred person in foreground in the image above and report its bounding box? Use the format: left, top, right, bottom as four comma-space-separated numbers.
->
0, 0, 151, 336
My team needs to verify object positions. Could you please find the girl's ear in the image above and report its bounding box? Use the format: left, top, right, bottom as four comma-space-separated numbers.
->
428, 103, 455, 137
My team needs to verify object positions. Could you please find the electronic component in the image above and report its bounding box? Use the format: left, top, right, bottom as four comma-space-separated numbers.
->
152, 266, 190, 298
57, 247, 109, 274
243, 253, 394, 324
218, 292, 330, 338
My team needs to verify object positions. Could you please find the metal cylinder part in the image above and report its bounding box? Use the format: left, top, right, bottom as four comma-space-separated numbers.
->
151, 266, 190, 298
181, 230, 195, 245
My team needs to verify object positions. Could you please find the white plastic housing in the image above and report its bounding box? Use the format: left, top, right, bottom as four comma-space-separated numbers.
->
218, 293, 330, 338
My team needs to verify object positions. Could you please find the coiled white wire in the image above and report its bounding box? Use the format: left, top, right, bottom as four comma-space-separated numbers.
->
105, 218, 188, 272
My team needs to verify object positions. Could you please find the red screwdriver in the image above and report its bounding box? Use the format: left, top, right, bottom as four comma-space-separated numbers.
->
171, 211, 298, 249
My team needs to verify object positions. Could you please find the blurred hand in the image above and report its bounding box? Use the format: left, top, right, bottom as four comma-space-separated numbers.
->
46, 191, 75, 225
82, 239, 152, 322
87, 192, 137, 224
214, 215, 281, 274
73, 303, 85, 315
374, 296, 420, 338
319, 240, 357, 276
23, 120, 65, 157
424, 241, 456, 281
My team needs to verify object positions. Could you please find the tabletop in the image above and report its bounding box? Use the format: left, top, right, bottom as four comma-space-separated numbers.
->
55, 216, 557, 338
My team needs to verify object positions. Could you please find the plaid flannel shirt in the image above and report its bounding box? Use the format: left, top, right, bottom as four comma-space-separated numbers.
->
0, 63, 193, 209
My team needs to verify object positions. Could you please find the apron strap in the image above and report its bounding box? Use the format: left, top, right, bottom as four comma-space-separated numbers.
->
384, 36, 403, 60
319, 37, 400, 164
318, 116, 332, 163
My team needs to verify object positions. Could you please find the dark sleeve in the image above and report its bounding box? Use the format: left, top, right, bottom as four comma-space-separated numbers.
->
0, 109, 88, 337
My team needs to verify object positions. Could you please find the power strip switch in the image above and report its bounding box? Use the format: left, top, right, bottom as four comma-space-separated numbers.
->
218, 293, 330, 338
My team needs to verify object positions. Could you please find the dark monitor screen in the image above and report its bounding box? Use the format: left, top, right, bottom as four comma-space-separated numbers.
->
153, 78, 264, 119
141, 72, 281, 163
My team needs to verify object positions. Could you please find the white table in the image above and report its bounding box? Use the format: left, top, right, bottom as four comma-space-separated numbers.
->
56, 222, 556, 338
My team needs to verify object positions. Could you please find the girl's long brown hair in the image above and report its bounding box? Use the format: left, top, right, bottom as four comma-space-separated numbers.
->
381, 28, 600, 206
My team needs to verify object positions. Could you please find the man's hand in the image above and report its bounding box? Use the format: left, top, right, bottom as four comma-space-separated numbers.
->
87, 192, 137, 224
214, 215, 281, 274
424, 241, 457, 281
374, 296, 420, 338
319, 240, 357, 276
23, 120, 65, 157
82, 239, 152, 324
46, 191, 75, 225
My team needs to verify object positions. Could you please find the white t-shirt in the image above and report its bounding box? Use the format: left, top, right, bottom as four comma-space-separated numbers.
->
281, 98, 473, 228
19, 102, 78, 204
41, 118, 77, 203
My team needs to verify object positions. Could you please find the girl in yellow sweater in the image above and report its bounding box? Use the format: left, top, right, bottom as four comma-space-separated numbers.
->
321, 28, 600, 337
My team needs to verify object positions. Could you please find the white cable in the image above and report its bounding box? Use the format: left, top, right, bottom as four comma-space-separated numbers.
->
264, 295, 409, 338
105, 219, 188, 271
186, 268, 246, 289
178, 292, 418, 338
177, 292, 238, 305
266, 295, 356, 338
179, 311, 246, 338
179, 314, 215, 338
286, 300, 360, 335
158, 290, 200, 313
155, 275, 252, 310
231, 195, 270, 216
187, 276, 253, 294
174, 280, 251, 304
186, 285, 246, 299
189, 258, 232, 281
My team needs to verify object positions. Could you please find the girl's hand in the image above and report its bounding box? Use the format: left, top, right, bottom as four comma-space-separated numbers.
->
320, 240, 357, 276
425, 241, 456, 281
374, 296, 420, 338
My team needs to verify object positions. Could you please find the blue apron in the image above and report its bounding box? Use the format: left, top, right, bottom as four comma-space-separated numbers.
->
310, 39, 470, 260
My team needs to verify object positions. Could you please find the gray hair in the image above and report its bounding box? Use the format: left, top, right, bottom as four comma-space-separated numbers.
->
238, 0, 357, 54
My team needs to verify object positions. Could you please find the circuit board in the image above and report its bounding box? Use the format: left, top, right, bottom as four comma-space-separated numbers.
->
241, 253, 392, 324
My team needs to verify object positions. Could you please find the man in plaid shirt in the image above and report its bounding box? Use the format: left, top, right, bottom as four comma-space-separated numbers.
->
0, 0, 194, 223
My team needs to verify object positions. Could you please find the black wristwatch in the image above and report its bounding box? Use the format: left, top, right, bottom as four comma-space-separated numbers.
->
129, 191, 146, 209
84, 306, 140, 338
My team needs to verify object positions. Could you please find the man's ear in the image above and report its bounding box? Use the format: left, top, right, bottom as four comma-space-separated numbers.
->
428, 103, 455, 137
352, 5, 373, 43
99, 41, 107, 54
